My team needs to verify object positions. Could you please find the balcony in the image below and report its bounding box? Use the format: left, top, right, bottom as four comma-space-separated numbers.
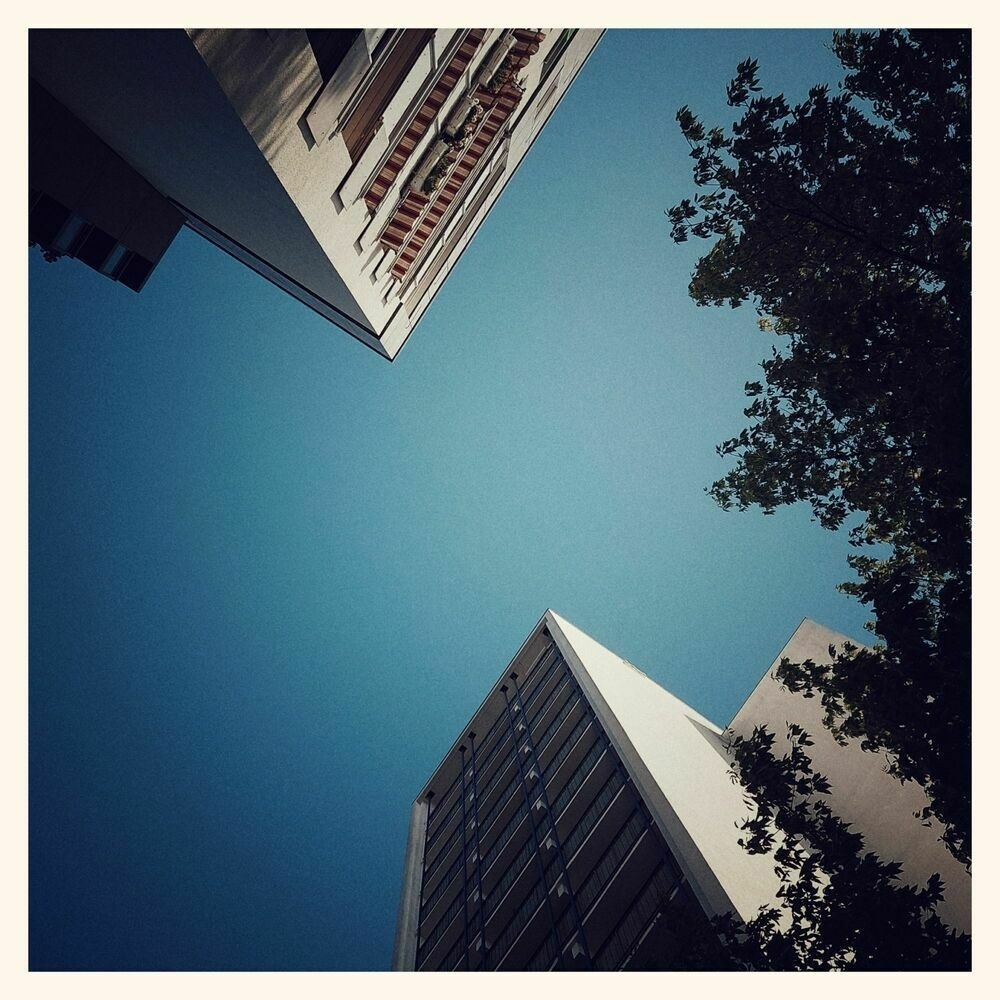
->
551, 740, 613, 831
581, 827, 664, 958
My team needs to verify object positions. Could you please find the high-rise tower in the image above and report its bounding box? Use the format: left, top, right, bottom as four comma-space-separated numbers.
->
30, 29, 602, 359
392, 610, 781, 971
393, 610, 970, 971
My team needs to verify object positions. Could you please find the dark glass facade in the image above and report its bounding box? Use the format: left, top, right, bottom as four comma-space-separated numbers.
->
413, 640, 720, 971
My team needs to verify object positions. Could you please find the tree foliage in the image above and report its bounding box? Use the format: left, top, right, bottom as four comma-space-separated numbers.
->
30, 242, 65, 263
669, 30, 970, 865
713, 724, 970, 970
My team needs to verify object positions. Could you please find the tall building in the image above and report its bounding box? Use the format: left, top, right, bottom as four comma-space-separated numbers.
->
393, 611, 970, 971
392, 610, 783, 971
29, 28, 602, 360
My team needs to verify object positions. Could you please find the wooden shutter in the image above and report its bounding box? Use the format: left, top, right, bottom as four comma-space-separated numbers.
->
341, 29, 435, 162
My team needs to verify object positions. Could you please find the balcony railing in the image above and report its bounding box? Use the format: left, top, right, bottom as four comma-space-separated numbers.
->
574, 809, 647, 917
593, 862, 680, 971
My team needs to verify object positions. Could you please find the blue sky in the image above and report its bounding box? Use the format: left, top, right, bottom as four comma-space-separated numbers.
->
30, 29, 871, 971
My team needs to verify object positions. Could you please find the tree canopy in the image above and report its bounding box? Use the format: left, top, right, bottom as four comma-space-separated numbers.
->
669, 29, 970, 866
713, 724, 970, 970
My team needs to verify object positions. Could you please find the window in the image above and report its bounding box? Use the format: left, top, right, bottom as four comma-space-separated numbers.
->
29, 191, 72, 248
75, 227, 117, 269
29, 191, 156, 291
117, 253, 155, 292
51, 213, 91, 255
100, 243, 130, 277
540, 29, 578, 84
341, 29, 435, 161
533, 79, 560, 123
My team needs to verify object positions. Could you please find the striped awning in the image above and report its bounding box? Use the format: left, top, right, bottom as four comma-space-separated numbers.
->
379, 29, 546, 283
363, 30, 488, 211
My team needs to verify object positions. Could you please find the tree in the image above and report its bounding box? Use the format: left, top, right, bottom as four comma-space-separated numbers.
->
30, 243, 65, 263
668, 30, 970, 866
713, 724, 970, 970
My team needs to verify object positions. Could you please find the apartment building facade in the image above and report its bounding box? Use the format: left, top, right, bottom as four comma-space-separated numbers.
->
29, 28, 601, 359
392, 610, 783, 971
393, 611, 970, 971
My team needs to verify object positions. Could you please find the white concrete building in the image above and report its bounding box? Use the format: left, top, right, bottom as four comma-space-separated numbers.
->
393, 611, 969, 971
729, 618, 970, 935
392, 610, 783, 971
30, 29, 602, 360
